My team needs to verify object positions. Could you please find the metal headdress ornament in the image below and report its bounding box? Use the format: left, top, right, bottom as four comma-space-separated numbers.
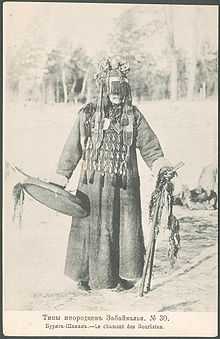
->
95, 57, 130, 84
95, 57, 132, 107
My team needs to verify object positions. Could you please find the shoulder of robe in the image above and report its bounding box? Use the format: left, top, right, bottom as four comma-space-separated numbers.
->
132, 105, 143, 126
80, 102, 97, 117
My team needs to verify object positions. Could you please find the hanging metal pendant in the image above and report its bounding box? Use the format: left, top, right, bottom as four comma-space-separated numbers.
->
109, 162, 113, 174
122, 169, 127, 189
110, 150, 114, 159
100, 174, 105, 187
82, 170, 88, 184
103, 118, 111, 130
97, 160, 101, 171
112, 174, 117, 186
121, 111, 129, 127
89, 170, 95, 184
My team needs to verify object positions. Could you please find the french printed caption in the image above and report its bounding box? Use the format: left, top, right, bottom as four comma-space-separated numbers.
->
42, 313, 170, 331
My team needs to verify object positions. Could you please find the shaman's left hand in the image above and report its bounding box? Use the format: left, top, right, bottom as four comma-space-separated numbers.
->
159, 166, 177, 181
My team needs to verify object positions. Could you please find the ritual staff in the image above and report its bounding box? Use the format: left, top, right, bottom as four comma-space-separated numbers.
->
55, 57, 172, 291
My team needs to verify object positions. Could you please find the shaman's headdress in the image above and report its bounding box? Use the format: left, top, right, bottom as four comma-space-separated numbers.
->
95, 57, 132, 106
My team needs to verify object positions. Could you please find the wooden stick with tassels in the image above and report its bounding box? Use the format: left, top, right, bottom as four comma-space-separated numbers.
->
139, 161, 184, 297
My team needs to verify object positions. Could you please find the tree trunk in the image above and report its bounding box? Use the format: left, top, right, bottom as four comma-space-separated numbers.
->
187, 7, 199, 100
61, 69, 68, 103
80, 69, 89, 98
68, 78, 76, 102
187, 59, 196, 99
165, 6, 178, 101
17, 79, 22, 103
47, 79, 55, 104
56, 78, 60, 103
43, 80, 47, 104
87, 84, 92, 102
170, 53, 178, 101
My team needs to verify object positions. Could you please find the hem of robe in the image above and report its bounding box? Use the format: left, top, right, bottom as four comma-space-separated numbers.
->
64, 268, 142, 289
64, 267, 89, 283
119, 275, 141, 283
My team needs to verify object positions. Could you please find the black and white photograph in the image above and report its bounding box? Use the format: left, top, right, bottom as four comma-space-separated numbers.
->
3, 2, 218, 336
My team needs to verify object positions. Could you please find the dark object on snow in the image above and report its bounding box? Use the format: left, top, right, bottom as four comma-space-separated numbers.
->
12, 183, 25, 228
174, 185, 217, 210
174, 164, 218, 210
139, 162, 183, 297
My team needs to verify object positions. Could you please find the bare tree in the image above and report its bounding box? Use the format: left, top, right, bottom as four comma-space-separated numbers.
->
61, 64, 68, 103
165, 6, 178, 101
186, 7, 200, 99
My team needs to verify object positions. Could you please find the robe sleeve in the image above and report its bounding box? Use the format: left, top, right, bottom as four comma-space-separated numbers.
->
56, 112, 82, 179
135, 107, 164, 169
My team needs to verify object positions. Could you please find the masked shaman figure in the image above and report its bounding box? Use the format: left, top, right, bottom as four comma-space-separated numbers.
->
55, 57, 171, 291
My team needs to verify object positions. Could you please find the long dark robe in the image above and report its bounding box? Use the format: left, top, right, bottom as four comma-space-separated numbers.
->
57, 105, 164, 289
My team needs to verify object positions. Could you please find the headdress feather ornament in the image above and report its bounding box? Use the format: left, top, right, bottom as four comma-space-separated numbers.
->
95, 57, 130, 84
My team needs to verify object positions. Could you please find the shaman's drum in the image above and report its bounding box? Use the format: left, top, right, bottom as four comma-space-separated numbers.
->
22, 177, 90, 218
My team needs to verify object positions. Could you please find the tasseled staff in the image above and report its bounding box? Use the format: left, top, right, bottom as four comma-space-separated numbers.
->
139, 161, 184, 297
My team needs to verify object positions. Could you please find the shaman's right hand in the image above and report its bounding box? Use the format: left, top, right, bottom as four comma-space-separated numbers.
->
50, 173, 68, 188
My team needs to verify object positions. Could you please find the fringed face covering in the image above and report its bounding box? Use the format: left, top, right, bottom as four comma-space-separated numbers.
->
81, 57, 134, 188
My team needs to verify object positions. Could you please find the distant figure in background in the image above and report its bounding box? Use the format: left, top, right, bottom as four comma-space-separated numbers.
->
197, 163, 218, 209
198, 163, 217, 196
187, 187, 217, 210
53, 57, 173, 291
174, 164, 218, 210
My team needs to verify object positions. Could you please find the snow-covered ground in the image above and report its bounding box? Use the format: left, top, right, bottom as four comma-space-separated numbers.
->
3, 99, 218, 311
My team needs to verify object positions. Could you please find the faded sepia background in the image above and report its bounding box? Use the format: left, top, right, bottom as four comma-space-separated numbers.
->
4, 3, 218, 313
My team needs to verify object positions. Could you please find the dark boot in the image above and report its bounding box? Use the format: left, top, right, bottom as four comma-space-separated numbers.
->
115, 278, 134, 292
77, 280, 91, 291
